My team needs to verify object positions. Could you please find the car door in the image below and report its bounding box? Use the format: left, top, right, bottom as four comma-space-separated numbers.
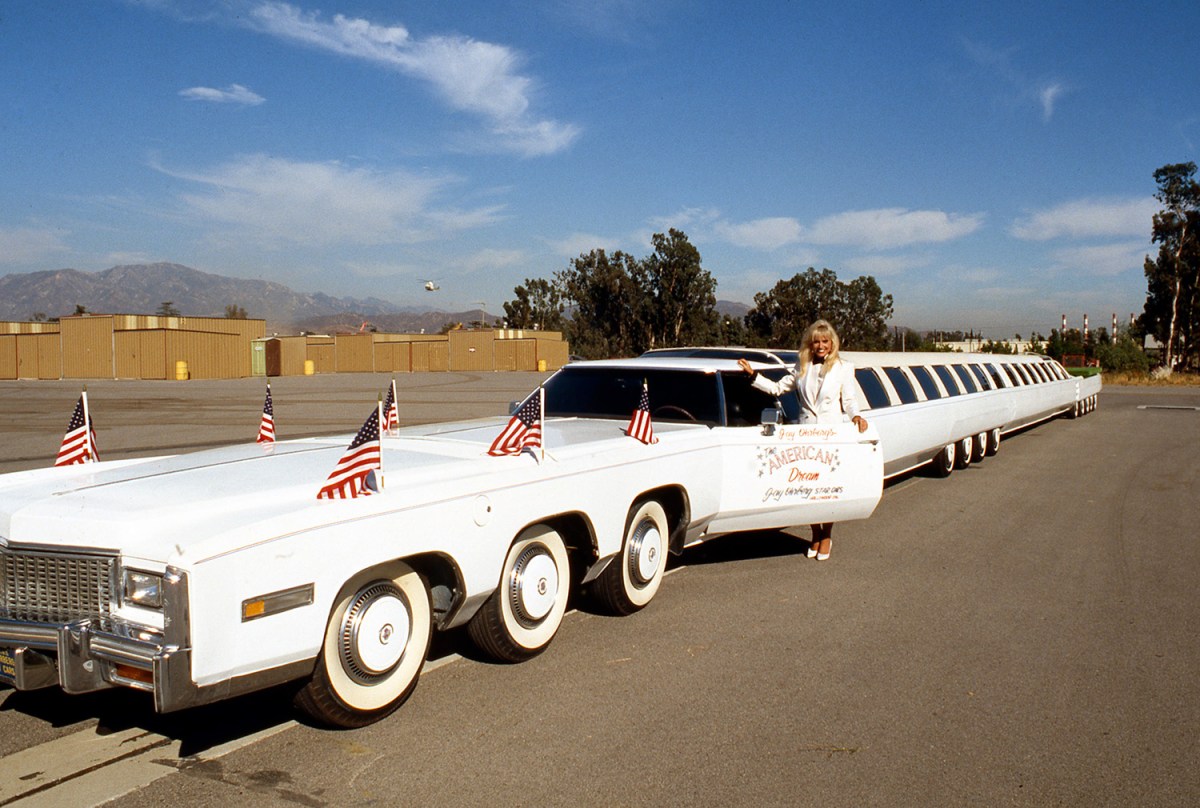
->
706, 371, 884, 536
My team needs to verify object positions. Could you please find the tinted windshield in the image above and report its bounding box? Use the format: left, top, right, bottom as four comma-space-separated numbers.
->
544, 367, 724, 425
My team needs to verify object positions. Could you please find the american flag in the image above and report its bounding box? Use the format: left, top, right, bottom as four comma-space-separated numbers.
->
317, 405, 382, 499
488, 389, 542, 456
381, 379, 399, 433
625, 381, 659, 444
55, 392, 99, 466
256, 384, 275, 444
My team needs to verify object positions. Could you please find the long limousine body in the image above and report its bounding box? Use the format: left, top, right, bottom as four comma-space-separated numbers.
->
647, 348, 1102, 478
0, 357, 885, 727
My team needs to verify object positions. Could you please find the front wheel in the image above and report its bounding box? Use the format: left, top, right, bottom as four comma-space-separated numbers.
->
591, 500, 669, 616
468, 525, 571, 663
295, 562, 432, 728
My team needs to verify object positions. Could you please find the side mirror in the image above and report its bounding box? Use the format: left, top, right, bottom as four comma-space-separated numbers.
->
760, 407, 779, 435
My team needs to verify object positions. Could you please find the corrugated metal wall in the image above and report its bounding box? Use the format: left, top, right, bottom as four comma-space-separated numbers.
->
448, 330, 493, 371
61, 317, 115, 379
0, 321, 60, 335
0, 336, 14, 379
334, 334, 375, 373
535, 337, 569, 370
114, 332, 168, 380
0, 318, 566, 380
306, 338, 335, 373
164, 331, 242, 380
374, 341, 412, 372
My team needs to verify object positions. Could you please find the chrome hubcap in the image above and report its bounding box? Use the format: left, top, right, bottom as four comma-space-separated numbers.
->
509, 544, 559, 627
340, 582, 412, 684
627, 518, 663, 586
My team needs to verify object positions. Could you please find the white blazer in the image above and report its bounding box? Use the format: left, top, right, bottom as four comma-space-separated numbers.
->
750, 358, 861, 424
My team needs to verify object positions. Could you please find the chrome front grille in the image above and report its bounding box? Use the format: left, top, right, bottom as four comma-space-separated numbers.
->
0, 548, 116, 623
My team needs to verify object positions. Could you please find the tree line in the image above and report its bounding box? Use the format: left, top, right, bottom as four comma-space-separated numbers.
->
502, 228, 894, 359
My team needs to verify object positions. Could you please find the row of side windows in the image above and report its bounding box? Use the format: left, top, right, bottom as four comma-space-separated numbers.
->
854, 360, 1068, 410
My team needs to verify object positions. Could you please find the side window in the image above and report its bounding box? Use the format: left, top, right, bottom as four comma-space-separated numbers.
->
1015, 364, 1035, 384
1033, 364, 1053, 382
910, 366, 942, 399
1003, 365, 1023, 385
854, 368, 892, 409
882, 367, 919, 404
969, 364, 992, 389
952, 364, 979, 393
734, 367, 801, 422
933, 365, 962, 396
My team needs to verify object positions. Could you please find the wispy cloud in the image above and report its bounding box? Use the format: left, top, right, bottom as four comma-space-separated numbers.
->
247, 2, 580, 156
1048, 242, 1149, 277
841, 253, 928, 277
1039, 83, 1065, 122
714, 217, 803, 250
1011, 197, 1157, 241
807, 208, 983, 250
961, 37, 1071, 122
0, 226, 72, 267
179, 83, 265, 105
547, 232, 623, 258
157, 154, 504, 248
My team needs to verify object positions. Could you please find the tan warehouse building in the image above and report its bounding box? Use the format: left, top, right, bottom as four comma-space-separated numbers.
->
1, 315, 569, 380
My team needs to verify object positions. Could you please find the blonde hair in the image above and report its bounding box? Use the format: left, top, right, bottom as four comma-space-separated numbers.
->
798, 319, 841, 375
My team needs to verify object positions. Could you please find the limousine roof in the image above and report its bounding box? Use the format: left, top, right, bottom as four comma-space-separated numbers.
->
640, 346, 1063, 370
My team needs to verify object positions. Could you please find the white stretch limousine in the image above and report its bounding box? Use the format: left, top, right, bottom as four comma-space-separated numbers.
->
0, 358, 885, 727
647, 347, 1102, 477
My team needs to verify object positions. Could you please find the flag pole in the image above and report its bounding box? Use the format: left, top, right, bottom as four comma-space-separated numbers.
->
377, 395, 385, 482
81, 385, 94, 462
391, 379, 398, 432
539, 385, 545, 463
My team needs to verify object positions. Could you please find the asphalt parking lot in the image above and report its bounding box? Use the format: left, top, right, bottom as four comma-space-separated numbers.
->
1, 377, 1198, 807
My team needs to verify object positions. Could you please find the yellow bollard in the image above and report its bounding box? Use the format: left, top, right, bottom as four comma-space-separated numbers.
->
537, 359, 547, 372
304, 359, 315, 376
174, 360, 189, 380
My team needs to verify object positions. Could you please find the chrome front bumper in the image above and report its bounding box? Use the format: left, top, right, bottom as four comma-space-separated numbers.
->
0, 567, 313, 713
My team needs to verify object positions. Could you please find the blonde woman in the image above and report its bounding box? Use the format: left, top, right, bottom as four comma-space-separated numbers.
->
737, 319, 867, 561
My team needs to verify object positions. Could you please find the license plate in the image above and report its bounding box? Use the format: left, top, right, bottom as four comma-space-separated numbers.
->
0, 647, 16, 684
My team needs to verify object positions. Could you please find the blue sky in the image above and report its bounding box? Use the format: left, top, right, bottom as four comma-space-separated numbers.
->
2, 1, 1197, 337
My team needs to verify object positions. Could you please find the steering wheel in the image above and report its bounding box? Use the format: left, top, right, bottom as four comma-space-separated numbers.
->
653, 404, 697, 422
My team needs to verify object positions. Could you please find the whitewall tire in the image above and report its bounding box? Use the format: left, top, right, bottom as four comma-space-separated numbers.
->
295, 561, 431, 728
468, 525, 571, 663
592, 499, 669, 616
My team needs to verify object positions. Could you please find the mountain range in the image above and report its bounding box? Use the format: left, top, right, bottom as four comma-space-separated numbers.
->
0, 263, 750, 334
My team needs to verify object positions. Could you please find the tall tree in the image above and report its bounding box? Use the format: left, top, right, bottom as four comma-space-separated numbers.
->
503, 278, 566, 331
1143, 162, 1200, 371
555, 249, 643, 358
744, 268, 891, 349
549, 230, 721, 358
640, 229, 720, 350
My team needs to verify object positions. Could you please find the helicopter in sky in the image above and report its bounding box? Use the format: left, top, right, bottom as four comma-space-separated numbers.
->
422, 280, 440, 292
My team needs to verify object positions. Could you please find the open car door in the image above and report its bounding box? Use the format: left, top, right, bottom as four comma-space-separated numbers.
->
707, 370, 884, 536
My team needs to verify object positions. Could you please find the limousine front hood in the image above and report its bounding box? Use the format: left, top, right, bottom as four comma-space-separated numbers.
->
0, 416, 697, 564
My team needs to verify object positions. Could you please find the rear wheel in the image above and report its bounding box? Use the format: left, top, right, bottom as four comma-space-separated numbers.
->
591, 499, 669, 615
295, 562, 431, 728
971, 432, 987, 463
985, 427, 1001, 457
953, 436, 973, 469
930, 443, 955, 477
468, 525, 570, 663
